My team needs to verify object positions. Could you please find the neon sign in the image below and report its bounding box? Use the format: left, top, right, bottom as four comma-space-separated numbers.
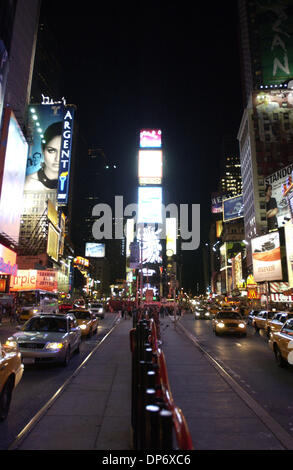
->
57, 106, 75, 206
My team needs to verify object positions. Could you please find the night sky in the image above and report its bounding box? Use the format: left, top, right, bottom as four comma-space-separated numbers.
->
41, 1, 244, 293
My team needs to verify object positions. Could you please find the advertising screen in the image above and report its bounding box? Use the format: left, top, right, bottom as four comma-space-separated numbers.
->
85, 243, 105, 258
47, 223, 59, 262
138, 150, 162, 185
251, 231, 283, 282
223, 195, 244, 222
138, 225, 162, 264
0, 109, 28, 243
138, 187, 163, 224
10, 269, 58, 292
255, 1, 293, 85
57, 106, 75, 206
265, 163, 293, 228
140, 129, 162, 148
234, 252, 243, 288
211, 192, 224, 214
126, 219, 134, 257
166, 218, 177, 256
285, 223, 293, 288
0, 243, 17, 276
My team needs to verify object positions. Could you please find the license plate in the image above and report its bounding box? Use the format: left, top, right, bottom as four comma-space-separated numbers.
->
23, 358, 35, 364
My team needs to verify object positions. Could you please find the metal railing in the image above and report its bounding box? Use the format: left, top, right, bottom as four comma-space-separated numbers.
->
130, 315, 194, 450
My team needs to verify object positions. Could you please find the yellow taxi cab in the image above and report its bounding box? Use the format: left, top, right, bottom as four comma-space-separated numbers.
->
208, 304, 221, 316
67, 309, 98, 337
0, 340, 24, 421
252, 310, 275, 333
269, 318, 293, 367
266, 312, 293, 337
212, 310, 247, 337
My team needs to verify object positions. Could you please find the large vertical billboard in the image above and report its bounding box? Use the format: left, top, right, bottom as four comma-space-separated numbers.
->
0, 109, 28, 243
138, 187, 163, 224
265, 163, 293, 228
24, 103, 75, 207
166, 218, 177, 256
138, 150, 162, 185
255, 1, 293, 85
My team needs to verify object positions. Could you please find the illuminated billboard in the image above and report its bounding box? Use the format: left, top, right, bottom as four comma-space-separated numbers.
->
265, 163, 293, 228
251, 231, 284, 282
0, 243, 17, 276
138, 225, 162, 264
140, 129, 162, 148
126, 219, 134, 257
10, 269, 58, 292
223, 195, 244, 222
138, 187, 163, 224
0, 109, 28, 243
47, 223, 59, 262
138, 150, 162, 185
211, 192, 224, 214
285, 223, 293, 288
85, 243, 105, 258
57, 106, 75, 206
166, 218, 177, 256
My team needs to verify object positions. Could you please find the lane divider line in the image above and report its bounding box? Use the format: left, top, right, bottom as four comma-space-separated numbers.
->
177, 320, 293, 450
8, 315, 121, 450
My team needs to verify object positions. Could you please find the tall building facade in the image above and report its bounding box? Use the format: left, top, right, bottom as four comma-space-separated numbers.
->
237, 0, 293, 270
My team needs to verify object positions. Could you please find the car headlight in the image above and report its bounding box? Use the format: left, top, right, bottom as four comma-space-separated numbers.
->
98, 308, 103, 313
239, 323, 246, 329
32, 308, 38, 314
45, 342, 64, 350
196, 313, 200, 316
205, 313, 210, 316
217, 322, 225, 328
79, 324, 87, 330
4, 339, 18, 350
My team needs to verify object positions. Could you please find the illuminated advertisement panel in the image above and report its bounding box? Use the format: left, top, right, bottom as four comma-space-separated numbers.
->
234, 252, 243, 288
285, 223, 293, 288
255, 1, 293, 85
138, 187, 163, 224
223, 195, 244, 222
0, 243, 17, 276
57, 106, 75, 206
10, 269, 58, 292
47, 223, 60, 262
126, 219, 134, 257
211, 192, 224, 214
85, 243, 105, 258
265, 163, 293, 228
166, 218, 177, 256
24, 104, 65, 192
0, 109, 28, 243
138, 150, 162, 185
138, 225, 162, 264
140, 129, 162, 148
251, 231, 283, 282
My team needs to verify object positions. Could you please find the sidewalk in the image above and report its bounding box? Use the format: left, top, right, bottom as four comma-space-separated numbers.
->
10, 313, 291, 450
13, 318, 133, 450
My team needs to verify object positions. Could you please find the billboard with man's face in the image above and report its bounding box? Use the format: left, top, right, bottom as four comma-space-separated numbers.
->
265, 163, 293, 228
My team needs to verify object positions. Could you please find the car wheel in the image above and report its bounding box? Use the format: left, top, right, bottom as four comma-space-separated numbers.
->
0, 376, 14, 421
62, 346, 71, 367
274, 345, 286, 368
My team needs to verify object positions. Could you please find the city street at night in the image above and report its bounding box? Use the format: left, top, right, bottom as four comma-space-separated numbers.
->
1, 0, 293, 458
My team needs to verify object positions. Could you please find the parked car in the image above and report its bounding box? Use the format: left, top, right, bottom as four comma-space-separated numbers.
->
7, 314, 81, 367
212, 311, 247, 337
269, 318, 293, 367
267, 312, 293, 337
0, 342, 24, 421
68, 309, 98, 337
252, 310, 276, 333
247, 310, 261, 326
89, 302, 105, 319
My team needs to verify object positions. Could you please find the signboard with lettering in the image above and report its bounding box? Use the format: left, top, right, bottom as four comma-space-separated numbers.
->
57, 106, 75, 206
10, 270, 58, 292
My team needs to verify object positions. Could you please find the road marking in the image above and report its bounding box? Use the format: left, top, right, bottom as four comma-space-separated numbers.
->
178, 321, 293, 450
8, 315, 120, 450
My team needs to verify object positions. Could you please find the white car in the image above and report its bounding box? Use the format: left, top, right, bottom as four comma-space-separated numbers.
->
89, 303, 105, 319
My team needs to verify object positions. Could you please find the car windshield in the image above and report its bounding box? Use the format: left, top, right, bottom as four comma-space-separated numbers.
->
282, 319, 293, 332
24, 317, 67, 333
91, 304, 102, 308
268, 312, 275, 319
74, 311, 92, 320
216, 312, 241, 319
